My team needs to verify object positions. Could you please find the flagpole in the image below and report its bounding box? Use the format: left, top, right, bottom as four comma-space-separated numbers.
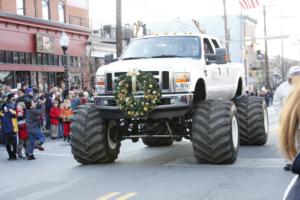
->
223, 0, 230, 61
240, 4, 248, 85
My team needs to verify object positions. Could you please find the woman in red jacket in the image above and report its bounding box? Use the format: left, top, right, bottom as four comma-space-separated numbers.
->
49, 100, 61, 139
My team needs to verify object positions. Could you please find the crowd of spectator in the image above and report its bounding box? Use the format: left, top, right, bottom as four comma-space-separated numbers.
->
0, 82, 93, 160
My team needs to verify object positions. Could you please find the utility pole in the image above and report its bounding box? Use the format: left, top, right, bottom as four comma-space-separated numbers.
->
281, 15, 284, 81
263, 5, 270, 89
223, 0, 230, 61
116, 0, 122, 57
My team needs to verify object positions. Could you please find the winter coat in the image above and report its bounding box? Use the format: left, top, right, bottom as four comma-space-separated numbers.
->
17, 110, 26, 125
80, 97, 87, 105
0, 111, 14, 134
61, 108, 73, 122
70, 98, 80, 110
15, 95, 31, 109
17, 110, 28, 140
25, 108, 41, 130
283, 153, 300, 200
45, 93, 53, 114
50, 107, 61, 125
273, 81, 293, 113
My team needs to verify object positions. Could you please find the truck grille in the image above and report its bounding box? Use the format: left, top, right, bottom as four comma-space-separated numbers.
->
106, 71, 169, 93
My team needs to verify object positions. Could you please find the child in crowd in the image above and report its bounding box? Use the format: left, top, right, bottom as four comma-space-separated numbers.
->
25, 100, 45, 160
61, 100, 73, 143
69, 91, 80, 110
49, 100, 60, 139
16, 102, 28, 159
0, 104, 17, 160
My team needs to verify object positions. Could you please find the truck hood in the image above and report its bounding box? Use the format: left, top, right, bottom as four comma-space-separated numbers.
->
97, 58, 201, 75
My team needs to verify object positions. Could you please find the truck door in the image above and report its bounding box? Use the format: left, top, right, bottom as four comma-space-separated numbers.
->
211, 38, 231, 97
203, 38, 220, 98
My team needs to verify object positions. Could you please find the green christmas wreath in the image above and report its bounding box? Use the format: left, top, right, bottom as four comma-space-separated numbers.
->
114, 70, 161, 117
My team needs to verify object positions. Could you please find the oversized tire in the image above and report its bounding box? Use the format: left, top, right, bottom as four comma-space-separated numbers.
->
234, 96, 268, 145
70, 104, 121, 164
142, 122, 173, 147
192, 100, 239, 164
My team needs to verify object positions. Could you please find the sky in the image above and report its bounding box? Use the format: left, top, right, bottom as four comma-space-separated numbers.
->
89, 0, 300, 60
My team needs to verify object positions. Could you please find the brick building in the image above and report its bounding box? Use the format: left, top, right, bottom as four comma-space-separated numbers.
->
0, 0, 90, 91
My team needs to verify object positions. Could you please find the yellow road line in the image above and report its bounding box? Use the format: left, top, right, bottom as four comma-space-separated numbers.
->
97, 192, 120, 200
115, 192, 137, 200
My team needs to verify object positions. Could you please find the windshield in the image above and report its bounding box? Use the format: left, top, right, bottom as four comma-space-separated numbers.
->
122, 36, 201, 60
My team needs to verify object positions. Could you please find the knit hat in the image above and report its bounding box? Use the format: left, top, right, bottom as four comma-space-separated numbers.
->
26, 87, 33, 94
288, 66, 300, 78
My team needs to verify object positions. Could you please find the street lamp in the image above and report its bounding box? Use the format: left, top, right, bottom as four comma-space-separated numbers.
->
60, 31, 70, 91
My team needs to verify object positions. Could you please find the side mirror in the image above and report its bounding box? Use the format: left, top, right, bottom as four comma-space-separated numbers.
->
104, 54, 114, 65
215, 48, 227, 64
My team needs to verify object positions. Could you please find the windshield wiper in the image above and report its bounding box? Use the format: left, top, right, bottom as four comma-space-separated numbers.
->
151, 55, 183, 58
122, 57, 147, 60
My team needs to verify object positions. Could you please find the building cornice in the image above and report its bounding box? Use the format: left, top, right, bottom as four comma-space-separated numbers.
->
0, 11, 91, 36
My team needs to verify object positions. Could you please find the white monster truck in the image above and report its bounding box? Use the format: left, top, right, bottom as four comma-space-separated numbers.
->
70, 33, 269, 165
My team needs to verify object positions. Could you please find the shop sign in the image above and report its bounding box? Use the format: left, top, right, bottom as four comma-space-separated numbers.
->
36, 33, 55, 54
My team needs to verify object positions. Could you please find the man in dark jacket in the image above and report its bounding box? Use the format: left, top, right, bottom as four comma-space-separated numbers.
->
45, 90, 53, 130
25, 100, 45, 160
0, 104, 17, 160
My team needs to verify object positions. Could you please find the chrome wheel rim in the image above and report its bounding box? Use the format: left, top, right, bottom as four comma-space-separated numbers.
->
232, 115, 239, 150
107, 120, 117, 149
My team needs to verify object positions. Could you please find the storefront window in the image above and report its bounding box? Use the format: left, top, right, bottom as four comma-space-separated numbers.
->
38, 72, 49, 92
58, 55, 63, 66
56, 72, 64, 86
0, 71, 13, 88
32, 53, 36, 65
48, 72, 55, 88
37, 53, 42, 65
6, 51, 13, 63
78, 57, 81, 68
69, 56, 74, 67
30, 72, 38, 88
19, 52, 25, 64
69, 73, 82, 90
13, 52, 19, 64
26, 53, 32, 64
42, 54, 48, 65
49, 54, 54, 65
0, 51, 5, 63
73, 57, 78, 67
16, 71, 30, 86
53, 55, 58, 66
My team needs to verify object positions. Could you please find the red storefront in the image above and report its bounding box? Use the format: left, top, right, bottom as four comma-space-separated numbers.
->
0, 12, 90, 91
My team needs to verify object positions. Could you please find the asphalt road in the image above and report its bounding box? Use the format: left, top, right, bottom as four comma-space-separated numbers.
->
0, 107, 295, 200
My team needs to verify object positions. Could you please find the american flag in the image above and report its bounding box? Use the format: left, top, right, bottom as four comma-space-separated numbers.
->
239, 0, 260, 9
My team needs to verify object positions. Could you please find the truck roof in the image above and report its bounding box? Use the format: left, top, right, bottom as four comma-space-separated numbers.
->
136, 32, 218, 40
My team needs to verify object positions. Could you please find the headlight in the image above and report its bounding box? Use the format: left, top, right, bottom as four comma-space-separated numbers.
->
174, 72, 190, 92
95, 75, 105, 94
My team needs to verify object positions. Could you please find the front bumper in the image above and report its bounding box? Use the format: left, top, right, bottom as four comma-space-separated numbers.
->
94, 93, 192, 119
